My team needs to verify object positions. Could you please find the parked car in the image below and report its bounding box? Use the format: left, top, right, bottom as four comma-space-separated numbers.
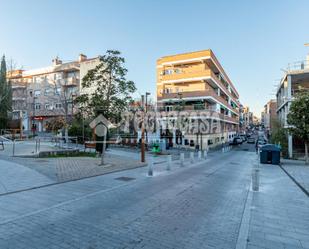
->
239, 135, 247, 142
230, 137, 243, 145
247, 137, 255, 144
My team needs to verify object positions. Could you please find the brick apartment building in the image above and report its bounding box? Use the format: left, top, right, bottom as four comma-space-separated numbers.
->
156, 49, 240, 149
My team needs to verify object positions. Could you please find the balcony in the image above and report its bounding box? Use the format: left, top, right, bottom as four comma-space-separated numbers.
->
160, 69, 212, 82
156, 106, 239, 124
59, 77, 80, 87
160, 69, 239, 104
157, 89, 238, 114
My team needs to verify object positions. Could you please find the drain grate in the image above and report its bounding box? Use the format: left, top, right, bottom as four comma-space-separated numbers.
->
115, 176, 136, 182
35, 160, 48, 163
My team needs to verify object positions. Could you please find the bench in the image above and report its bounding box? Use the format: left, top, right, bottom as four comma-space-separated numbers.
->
84, 142, 96, 152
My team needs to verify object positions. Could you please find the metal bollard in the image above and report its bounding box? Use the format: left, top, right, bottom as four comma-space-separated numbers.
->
12, 140, 16, 156
190, 152, 194, 163
222, 147, 225, 153
203, 150, 207, 159
38, 139, 41, 153
148, 158, 153, 176
167, 155, 172, 171
180, 153, 184, 167
252, 168, 259, 191
198, 151, 201, 160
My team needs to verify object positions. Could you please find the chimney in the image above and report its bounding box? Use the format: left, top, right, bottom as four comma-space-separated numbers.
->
52, 56, 62, 66
79, 54, 87, 62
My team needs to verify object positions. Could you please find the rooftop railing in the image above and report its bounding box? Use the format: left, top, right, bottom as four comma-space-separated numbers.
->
287, 60, 309, 72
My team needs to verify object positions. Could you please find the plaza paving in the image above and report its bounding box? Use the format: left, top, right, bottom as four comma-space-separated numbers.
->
0, 144, 308, 249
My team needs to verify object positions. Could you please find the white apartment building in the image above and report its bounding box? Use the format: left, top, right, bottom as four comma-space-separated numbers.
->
8, 54, 101, 133
276, 53, 309, 158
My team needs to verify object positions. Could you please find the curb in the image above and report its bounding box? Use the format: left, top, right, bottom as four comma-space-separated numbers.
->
279, 165, 309, 198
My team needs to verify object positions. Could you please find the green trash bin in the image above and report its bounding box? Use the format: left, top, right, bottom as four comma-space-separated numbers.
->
260, 144, 281, 165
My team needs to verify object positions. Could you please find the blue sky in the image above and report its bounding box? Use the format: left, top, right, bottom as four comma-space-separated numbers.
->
1, 0, 309, 116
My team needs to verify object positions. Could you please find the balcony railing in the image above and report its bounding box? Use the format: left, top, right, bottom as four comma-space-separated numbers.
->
156, 107, 239, 124
287, 60, 309, 72
160, 69, 212, 82
160, 69, 238, 104
158, 89, 237, 114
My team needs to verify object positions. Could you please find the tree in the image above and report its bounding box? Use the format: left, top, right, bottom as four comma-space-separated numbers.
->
45, 117, 66, 133
76, 50, 136, 122
0, 55, 12, 130
270, 123, 288, 158
287, 92, 309, 164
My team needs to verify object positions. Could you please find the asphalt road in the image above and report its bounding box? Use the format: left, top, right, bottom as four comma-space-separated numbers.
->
0, 143, 256, 249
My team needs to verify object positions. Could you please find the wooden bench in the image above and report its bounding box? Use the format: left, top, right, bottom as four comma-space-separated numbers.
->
84, 142, 96, 152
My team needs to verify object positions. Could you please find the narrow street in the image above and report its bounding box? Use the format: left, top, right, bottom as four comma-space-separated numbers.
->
0, 146, 255, 249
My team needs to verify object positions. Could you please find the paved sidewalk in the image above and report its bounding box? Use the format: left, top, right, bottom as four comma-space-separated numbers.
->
0, 150, 253, 249
246, 163, 309, 249
0, 159, 53, 194
281, 159, 309, 193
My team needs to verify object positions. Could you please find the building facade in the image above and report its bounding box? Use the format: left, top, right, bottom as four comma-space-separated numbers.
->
263, 99, 277, 138
7, 54, 101, 133
156, 49, 240, 149
242, 106, 253, 128
276, 54, 309, 158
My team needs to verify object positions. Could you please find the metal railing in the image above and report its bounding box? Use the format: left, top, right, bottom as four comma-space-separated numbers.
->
287, 60, 309, 72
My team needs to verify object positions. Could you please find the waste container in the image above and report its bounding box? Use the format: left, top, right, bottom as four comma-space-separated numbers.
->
260, 144, 281, 165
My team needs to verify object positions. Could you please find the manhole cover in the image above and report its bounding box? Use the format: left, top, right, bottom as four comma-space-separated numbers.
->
115, 177, 136, 182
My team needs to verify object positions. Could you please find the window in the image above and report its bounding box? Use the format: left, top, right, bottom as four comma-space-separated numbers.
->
55, 103, 62, 109
45, 104, 50, 110
34, 90, 41, 97
35, 103, 41, 110
174, 68, 182, 74
55, 87, 61, 95
165, 106, 173, 112
164, 88, 172, 94
163, 69, 173, 75
44, 88, 52, 96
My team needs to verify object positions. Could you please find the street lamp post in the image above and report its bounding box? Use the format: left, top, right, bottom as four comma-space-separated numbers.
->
145, 92, 151, 144
177, 92, 183, 154
141, 95, 145, 162
32, 96, 37, 138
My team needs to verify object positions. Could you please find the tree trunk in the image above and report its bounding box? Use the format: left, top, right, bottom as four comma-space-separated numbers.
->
305, 142, 309, 165
65, 126, 69, 146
